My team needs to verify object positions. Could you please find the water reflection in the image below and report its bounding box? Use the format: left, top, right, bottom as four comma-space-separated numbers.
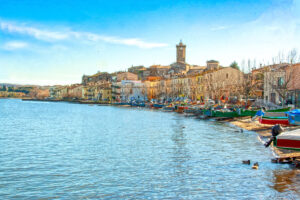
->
170, 118, 192, 197
271, 169, 300, 194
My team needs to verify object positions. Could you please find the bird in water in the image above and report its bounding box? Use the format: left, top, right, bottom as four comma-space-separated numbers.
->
242, 160, 250, 165
252, 162, 259, 169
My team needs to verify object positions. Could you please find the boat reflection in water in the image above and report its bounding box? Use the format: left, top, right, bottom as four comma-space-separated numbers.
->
271, 169, 300, 195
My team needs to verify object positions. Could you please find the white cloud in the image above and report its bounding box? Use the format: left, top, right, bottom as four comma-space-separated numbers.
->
0, 21, 68, 41
81, 33, 167, 48
2, 41, 28, 50
0, 20, 168, 48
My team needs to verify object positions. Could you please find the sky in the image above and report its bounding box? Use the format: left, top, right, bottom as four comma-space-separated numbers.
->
0, 0, 299, 85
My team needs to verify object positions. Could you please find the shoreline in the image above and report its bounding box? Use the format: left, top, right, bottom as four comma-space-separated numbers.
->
223, 117, 300, 159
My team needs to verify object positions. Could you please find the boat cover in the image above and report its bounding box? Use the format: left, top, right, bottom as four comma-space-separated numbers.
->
263, 112, 287, 117
286, 109, 300, 115
277, 129, 300, 141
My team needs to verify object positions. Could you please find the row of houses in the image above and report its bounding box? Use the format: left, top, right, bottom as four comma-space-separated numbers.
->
49, 65, 245, 103
48, 62, 300, 107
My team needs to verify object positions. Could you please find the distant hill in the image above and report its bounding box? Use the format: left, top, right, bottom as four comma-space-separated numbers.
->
0, 83, 20, 87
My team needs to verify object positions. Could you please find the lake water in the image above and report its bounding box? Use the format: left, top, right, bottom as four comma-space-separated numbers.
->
0, 99, 300, 199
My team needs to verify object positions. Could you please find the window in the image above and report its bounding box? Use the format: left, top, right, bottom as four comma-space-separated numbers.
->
278, 77, 284, 86
226, 73, 228, 79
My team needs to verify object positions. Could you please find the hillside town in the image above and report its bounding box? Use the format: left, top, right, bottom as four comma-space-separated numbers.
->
2, 41, 300, 108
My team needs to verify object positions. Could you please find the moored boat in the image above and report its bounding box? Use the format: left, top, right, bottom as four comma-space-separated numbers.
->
239, 109, 258, 117
259, 116, 289, 125
175, 105, 188, 113
268, 107, 291, 112
274, 129, 300, 151
286, 109, 300, 126
152, 103, 165, 109
211, 110, 239, 118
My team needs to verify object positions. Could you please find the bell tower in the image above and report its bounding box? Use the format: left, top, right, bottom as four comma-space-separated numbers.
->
176, 40, 186, 63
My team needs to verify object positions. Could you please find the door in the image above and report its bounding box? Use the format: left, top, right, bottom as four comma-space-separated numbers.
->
271, 93, 276, 104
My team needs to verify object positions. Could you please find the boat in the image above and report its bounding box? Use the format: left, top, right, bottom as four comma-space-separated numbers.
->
184, 106, 197, 114
175, 105, 188, 113
211, 110, 239, 118
274, 129, 300, 151
203, 109, 213, 117
162, 106, 174, 112
257, 108, 290, 125
259, 116, 289, 125
152, 103, 165, 109
263, 112, 287, 118
268, 107, 291, 112
239, 109, 258, 117
286, 109, 300, 125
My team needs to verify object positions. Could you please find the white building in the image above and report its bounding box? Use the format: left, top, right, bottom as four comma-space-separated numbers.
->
120, 80, 147, 102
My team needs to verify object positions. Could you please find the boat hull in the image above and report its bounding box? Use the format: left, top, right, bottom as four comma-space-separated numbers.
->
275, 129, 300, 150
288, 115, 300, 125
259, 117, 289, 125
152, 104, 164, 109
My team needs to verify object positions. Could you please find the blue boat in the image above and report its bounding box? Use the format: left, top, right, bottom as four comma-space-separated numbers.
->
152, 104, 165, 109
286, 109, 300, 125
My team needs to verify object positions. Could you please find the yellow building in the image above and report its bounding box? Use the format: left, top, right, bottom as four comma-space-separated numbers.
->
195, 74, 204, 102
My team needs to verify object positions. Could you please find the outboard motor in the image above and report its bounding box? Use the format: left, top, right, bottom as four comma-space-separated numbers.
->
264, 124, 284, 148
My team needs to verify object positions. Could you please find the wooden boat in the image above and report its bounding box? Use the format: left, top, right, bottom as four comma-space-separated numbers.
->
212, 110, 238, 118
263, 112, 287, 118
152, 104, 165, 109
184, 106, 197, 114
259, 116, 289, 125
239, 109, 258, 117
286, 109, 300, 125
274, 129, 300, 151
132, 103, 145, 107
175, 106, 188, 113
203, 110, 212, 117
163, 105, 174, 112
268, 107, 291, 112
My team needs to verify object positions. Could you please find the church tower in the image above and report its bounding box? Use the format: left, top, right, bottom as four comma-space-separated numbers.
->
176, 40, 186, 63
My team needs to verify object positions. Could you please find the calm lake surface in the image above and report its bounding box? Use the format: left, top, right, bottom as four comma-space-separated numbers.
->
0, 99, 300, 199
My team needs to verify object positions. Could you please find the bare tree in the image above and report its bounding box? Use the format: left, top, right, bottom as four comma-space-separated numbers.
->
288, 48, 297, 64
265, 65, 295, 106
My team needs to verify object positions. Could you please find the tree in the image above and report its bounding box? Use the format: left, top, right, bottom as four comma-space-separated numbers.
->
230, 61, 240, 70
265, 65, 294, 106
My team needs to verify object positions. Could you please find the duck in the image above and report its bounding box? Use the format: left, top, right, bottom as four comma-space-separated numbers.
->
252, 162, 259, 169
242, 160, 251, 165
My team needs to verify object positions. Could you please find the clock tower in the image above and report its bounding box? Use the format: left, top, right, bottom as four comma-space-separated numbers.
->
176, 40, 186, 63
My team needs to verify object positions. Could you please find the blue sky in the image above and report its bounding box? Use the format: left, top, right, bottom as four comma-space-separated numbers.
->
0, 0, 299, 85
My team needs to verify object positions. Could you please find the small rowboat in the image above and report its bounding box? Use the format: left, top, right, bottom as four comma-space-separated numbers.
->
152, 104, 165, 109
274, 129, 300, 151
259, 116, 289, 125
175, 106, 188, 113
